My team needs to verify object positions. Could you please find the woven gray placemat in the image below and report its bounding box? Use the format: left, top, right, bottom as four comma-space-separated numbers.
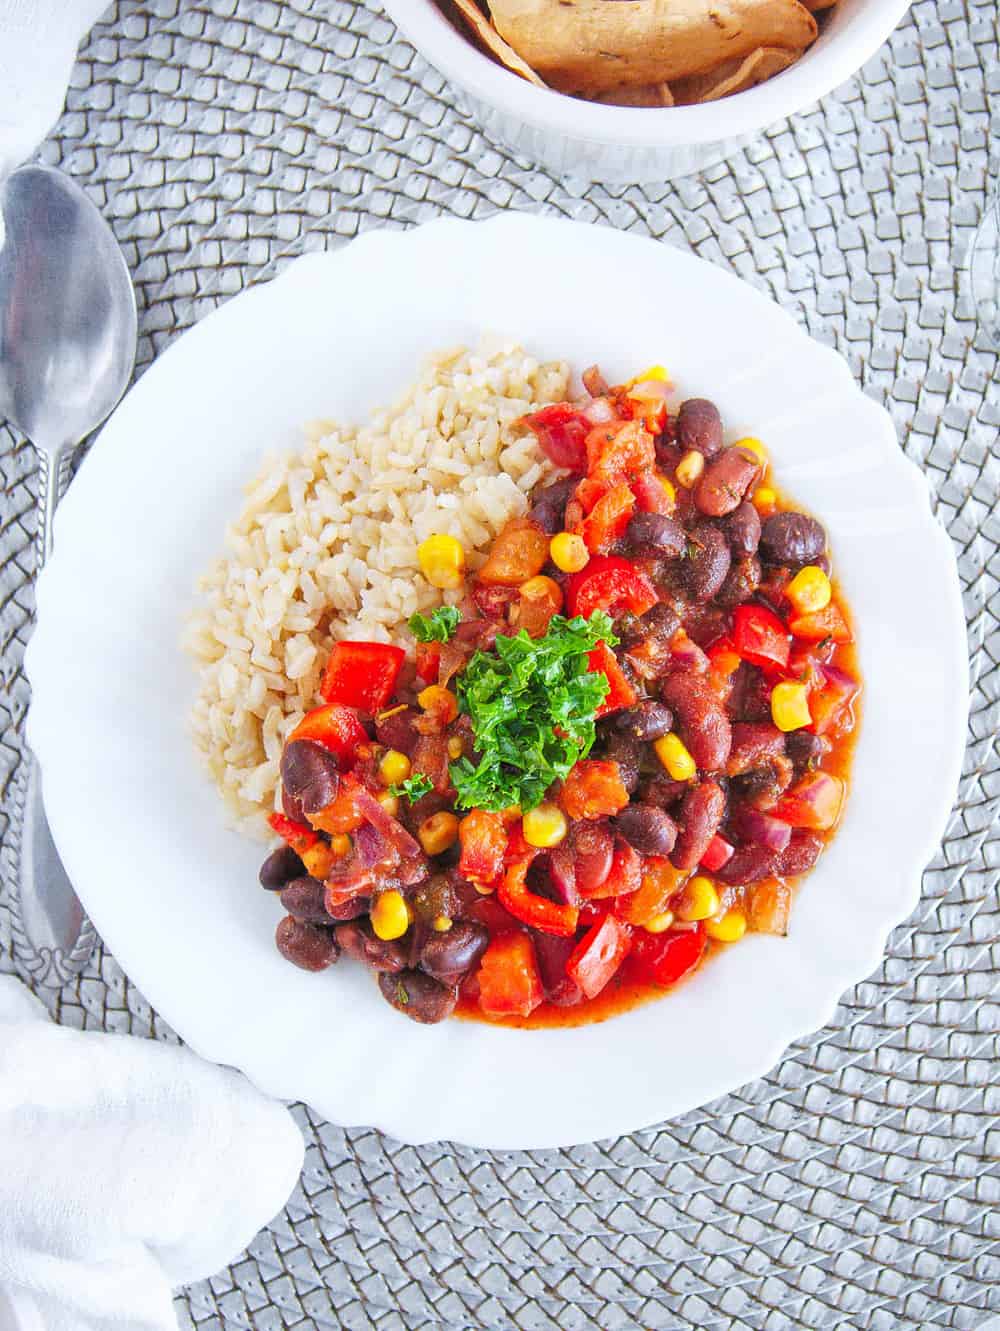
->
1, 1, 998, 1326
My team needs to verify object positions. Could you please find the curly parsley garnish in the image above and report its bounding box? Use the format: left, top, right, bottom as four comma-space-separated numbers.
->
449, 611, 616, 814
390, 773, 434, 803
408, 606, 461, 643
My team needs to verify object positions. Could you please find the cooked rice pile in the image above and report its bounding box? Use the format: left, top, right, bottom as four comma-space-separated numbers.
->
185, 341, 569, 837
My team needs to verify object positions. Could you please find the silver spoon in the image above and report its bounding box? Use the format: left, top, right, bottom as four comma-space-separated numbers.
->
0, 164, 137, 985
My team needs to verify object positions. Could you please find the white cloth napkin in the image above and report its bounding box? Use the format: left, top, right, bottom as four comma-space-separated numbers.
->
0, 975, 304, 1331
0, 0, 113, 177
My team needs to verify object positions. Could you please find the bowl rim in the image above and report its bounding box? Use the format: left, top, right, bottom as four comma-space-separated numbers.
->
380, 0, 914, 148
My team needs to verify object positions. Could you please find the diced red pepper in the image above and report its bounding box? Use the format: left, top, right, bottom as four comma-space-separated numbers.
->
566, 915, 632, 1000
580, 482, 635, 554
707, 636, 742, 682
773, 771, 845, 831
477, 932, 545, 1018
559, 760, 630, 822
565, 555, 658, 620
732, 604, 791, 672
458, 810, 508, 886
499, 859, 580, 937
700, 834, 734, 873
614, 855, 684, 924
788, 601, 852, 644
808, 663, 860, 736
578, 901, 609, 927
519, 402, 590, 472
267, 811, 318, 856
583, 838, 642, 901
320, 642, 405, 713
289, 704, 369, 766
588, 641, 638, 717
631, 472, 674, 516
414, 641, 441, 685
629, 923, 708, 987
504, 822, 536, 863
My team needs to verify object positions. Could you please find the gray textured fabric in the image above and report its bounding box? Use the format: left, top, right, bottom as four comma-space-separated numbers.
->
0, 1, 997, 1326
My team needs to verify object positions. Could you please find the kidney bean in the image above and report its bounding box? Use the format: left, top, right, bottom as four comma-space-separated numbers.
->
324, 894, 371, 921
379, 970, 458, 1024
281, 789, 308, 826
612, 804, 678, 857
419, 921, 489, 984
529, 478, 577, 534
280, 877, 331, 924
776, 830, 825, 877
375, 707, 420, 757
601, 731, 643, 794
625, 512, 686, 559
613, 700, 674, 741
622, 603, 682, 679
716, 555, 762, 609
716, 843, 779, 885
694, 447, 760, 518
639, 773, 689, 808
572, 821, 614, 895
733, 754, 794, 810
726, 662, 773, 724
785, 730, 831, 777
259, 845, 304, 891
672, 780, 726, 871
275, 916, 340, 971
280, 740, 340, 818
760, 511, 827, 566
660, 672, 732, 771
471, 580, 518, 622
684, 524, 731, 602
727, 723, 786, 776
546, 844, 579, 906
723, 501, 761, 556
533, 933, 583, 1006
676, 398, 723, 458
682, 604, 731, 649
334, 920, 407, 973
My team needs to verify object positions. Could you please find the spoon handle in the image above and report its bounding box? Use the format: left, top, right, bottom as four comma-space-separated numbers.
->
12, 446, 98, 985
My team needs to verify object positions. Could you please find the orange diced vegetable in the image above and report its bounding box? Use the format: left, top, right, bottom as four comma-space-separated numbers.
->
559, 760, 630, 821
788, 601, 852, 644
477, 932, 545, 1018
478, 516, 550, 586
580, 482, 636, 554
458, 810, 507, 886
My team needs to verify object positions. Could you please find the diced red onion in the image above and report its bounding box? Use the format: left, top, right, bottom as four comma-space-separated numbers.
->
583, 397, 616, 424
734, 807, 792, 852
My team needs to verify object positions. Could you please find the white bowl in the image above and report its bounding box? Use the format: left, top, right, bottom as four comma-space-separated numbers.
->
26, 215, 966, 1148
380, 0, 912, 182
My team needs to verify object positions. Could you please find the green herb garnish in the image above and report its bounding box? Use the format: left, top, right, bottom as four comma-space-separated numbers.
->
391, 773, 434, 803
408, 606, 461, 643
449, 611, 616, 814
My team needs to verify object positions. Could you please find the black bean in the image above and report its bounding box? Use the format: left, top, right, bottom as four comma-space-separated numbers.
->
760, 511, 827, 567
716, 554, 762, 608
529, 478, 577, 534
676, 398, 723, 458
378, 970, 458, 1024
419, 921, 489, 984
259, 845, 304, 891
280, 739, 340, 818
375, 708, 420, 757
602, 731, 643, 794
275, 916, 340, 971
625, 512, 686, 559
334, 921, 407, 973
279, 877, 331, 923
684, 524, 731, 602
612, 804, 678, 856
723, 501, 761, 555
324, 894, 371, 921
613, 700, 674, 741
785, 730, 831, 777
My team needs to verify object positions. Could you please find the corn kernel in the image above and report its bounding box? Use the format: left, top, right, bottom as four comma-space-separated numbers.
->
676, 875, 720, 923
706, 909, 747, 943
370, 889, 412, 941
656, 473, 677, 508
629, 364, 670, 385
771, 681, 812, 733
787, 565, 832, 615
654, 733, 697, 781
447, 735, 464, 760
735, 436, 768, 470
643, 910, 675, 934
432, 915, 453, 933
418, 810, 459, 856
301, 841, 337, 880
521, 574, 564, 609
417, 533, 466, 589
675, 450, 705, 489
550, 531, 589, 573
330, 834, 352, 858
474, 882, 496, 896
418, 684, 458, 723
379, 749, 411, 787
522, 802, 568, 848
377, 791, 400, 817
753, 486, 777, 512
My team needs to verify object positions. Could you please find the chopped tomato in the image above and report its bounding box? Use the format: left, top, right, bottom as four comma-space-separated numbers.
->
580, 483, 636, 554
808, 663, 859, 736
631, 472, 674, 516
519, 402, 591, 472
773, 771, 845, 831
478, 516, 549, 586
732, 604, 791, 672
458, 810, 507, 886
575, 476, 611, 515
477, 932, 545, 1018
566, 915, 632, 1000
588, 641, 638, 717
584, 838, 642, 901
514, 574, 563, 638
267, 811, 318, 856
789, 601, 853, 644
504, 822, 536, 862
707, 636, 742, 683
289, 704, 368, 766
559, 760, 630, 821
414, 641, 441, 685
319, 641, 405, 713
565, 555, 658, 620
306, 777, 366, 835
584, 419, 656, 484
700, 834, 734, 873
614, 855, 684, 924
499, 859, 579, 937
629, 924, 708, 987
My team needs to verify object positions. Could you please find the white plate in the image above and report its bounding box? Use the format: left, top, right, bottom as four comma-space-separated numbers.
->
27, 216, 967, 1149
